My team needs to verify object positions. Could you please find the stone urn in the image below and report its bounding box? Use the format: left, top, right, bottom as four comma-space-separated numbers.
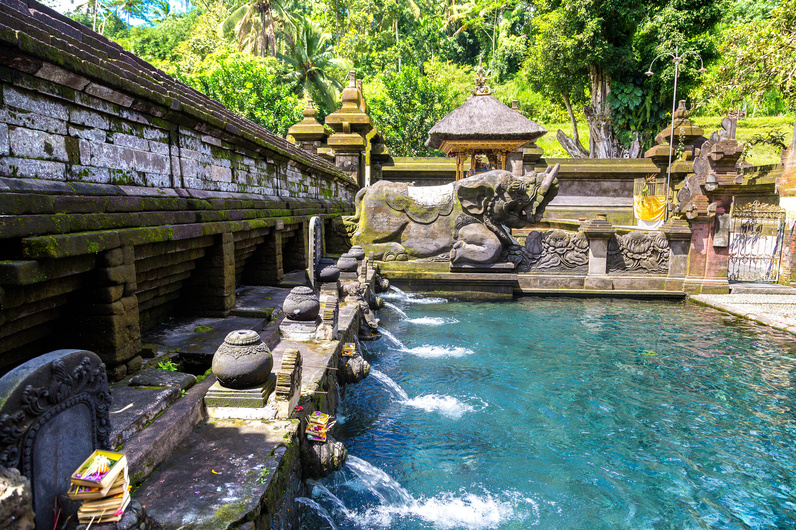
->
337, 253, 358, 272
316, 257, 340, 283
212, 329, 273, 389
283, 286, 320, 321
348, 245, 366, 260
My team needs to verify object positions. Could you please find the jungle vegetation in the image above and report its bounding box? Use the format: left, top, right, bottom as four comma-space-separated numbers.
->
57, 0, 794, 161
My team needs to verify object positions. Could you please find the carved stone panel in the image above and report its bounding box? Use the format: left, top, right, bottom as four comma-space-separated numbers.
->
513, 230, 589, 273
0, 349, 111, 529
607, 231, 670, 274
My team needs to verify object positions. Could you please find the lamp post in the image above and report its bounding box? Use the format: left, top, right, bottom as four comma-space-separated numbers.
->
645, 46, 707, 221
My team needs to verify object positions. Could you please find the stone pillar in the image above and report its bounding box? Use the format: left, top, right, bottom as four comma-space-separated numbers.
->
581, 217, 615, 290
184, 232, 236, 316
661, 219, 692, 291
71, 245, 141, 380
243, 228, 283, 285
522, 144, 544, 174
777, 121, 796, 285
682, 213, 730, 294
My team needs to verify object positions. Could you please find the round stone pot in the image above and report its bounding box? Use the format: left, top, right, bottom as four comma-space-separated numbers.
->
283, 286, 320, 321
316, 258, 340, 283
212, 329, 273, 389
337, 253, 358, 273
348, 245, 366, 260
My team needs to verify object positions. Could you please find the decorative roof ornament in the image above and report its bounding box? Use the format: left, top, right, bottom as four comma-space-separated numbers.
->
472, 65, 492, 96
303, 97, 317, 118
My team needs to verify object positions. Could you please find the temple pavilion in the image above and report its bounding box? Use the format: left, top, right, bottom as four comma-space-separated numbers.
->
425, 67, 547, 180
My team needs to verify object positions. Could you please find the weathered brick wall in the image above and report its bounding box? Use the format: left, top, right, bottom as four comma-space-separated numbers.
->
0, 0, 358, 378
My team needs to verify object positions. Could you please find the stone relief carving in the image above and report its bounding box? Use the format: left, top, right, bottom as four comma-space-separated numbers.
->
0, 353, 111, 475
511, 230, 589, 273
608, 231, 669, 274
343, 166, 559, 265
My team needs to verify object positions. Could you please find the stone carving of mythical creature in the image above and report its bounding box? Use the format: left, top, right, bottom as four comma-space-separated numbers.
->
342, 166, 559, 264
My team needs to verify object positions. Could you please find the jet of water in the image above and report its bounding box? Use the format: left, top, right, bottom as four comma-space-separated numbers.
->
383, 302, 408, 319
370, 369, 409, 401
296, 497, 338, 529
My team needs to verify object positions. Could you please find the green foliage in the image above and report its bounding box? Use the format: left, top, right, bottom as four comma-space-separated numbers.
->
179, 51, 304, 136
712, 0, 796, 111
277, 17, 349, 114
366, 63, 460, 157
158, 358, 179, 371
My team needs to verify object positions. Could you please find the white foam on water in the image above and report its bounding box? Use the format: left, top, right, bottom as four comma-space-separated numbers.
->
406, 345, 473, 358
296, 496, 338, 529
377, 327, 406, 350
354, 490, 539, 529
370, 370, 410, 401
407, 316, 459, 326
308, 480, 352, 518
383, 302, 408, 319
346, 456, 413, 504
404, 394, 475, 419
404, 296, 448, 305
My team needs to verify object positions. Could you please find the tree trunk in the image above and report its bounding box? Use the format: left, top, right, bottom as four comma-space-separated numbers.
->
585, 65, 615, 158
265, 4, 276, 56
556, 92, 589, 158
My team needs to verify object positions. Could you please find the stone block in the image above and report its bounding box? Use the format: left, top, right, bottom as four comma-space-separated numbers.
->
9, 126, 68, 161
0, 123, 8, 156
84, 82, 134, 107
68, 106, 109, 129
0, 192, 54, 214
1, 108, 67, 135
211, 164, 232, 182
126, 355, 143, 373
0, 156, 66, 180
34, 61, 90, 90
112, 132, 150, 151
97, 263, 136, 284
584, 276, 613, 290
3, 85, 68, 120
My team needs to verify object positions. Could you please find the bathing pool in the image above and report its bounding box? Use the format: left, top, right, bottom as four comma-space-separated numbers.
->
299, 293, 796, 529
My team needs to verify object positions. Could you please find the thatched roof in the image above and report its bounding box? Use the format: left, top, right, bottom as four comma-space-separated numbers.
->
426, 95, 547, 149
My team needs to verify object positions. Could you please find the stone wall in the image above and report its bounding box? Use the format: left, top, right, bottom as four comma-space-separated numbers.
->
0, 0, 359, 378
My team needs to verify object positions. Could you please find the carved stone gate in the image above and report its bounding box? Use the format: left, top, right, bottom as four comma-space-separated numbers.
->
728, 201, 787, 282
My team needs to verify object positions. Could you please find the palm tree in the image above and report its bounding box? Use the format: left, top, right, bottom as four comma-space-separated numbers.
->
220, 0, 294, 57
278, 18, 350, 112
149, 0, 172, 24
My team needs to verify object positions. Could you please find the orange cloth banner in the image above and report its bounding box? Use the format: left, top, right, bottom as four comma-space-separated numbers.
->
633, 196, 666, 221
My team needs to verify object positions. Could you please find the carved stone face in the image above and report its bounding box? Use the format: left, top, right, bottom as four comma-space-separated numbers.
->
457, 171, 532, 228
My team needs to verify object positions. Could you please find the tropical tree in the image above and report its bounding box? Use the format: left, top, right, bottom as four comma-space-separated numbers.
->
278, 18, 349, 113
220, 0, 293, 56
181, 51, 304, 136
524, 0, 720, 158
717, 0, 796, 110
149, 0, 172, 24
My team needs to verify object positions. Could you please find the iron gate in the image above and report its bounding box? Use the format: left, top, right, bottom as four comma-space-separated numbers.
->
728, 201, 787, 282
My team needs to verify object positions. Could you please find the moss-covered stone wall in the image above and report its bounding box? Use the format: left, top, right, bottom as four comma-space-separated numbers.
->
0, 0, 359, 378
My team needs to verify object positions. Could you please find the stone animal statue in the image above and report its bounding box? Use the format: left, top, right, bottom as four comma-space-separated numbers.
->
342, 166, 559, 264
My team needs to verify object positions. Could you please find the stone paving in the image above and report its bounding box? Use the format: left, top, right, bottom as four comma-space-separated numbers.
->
691, 291, 796, 335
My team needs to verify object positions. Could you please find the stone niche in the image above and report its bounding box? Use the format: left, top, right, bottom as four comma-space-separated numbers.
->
0, 349, 111, 530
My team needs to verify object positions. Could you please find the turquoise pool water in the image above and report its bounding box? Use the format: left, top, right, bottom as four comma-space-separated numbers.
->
300, 292, 796, 529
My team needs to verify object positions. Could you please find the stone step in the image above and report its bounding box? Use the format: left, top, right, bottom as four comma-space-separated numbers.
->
123, 374, 216, 486
134, 417, 301, 529
729, 282, 796, 295
109, 368, 198, 449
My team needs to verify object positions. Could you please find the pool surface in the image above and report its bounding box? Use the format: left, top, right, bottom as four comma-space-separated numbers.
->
300, 293, 796, 529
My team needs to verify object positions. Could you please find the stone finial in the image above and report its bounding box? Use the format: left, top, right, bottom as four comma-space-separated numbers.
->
303, 97, 317, 118
511, 100, 520, 112
673, 100, 690, 120
472, 64, 493, 96
348, 70, 356, 88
